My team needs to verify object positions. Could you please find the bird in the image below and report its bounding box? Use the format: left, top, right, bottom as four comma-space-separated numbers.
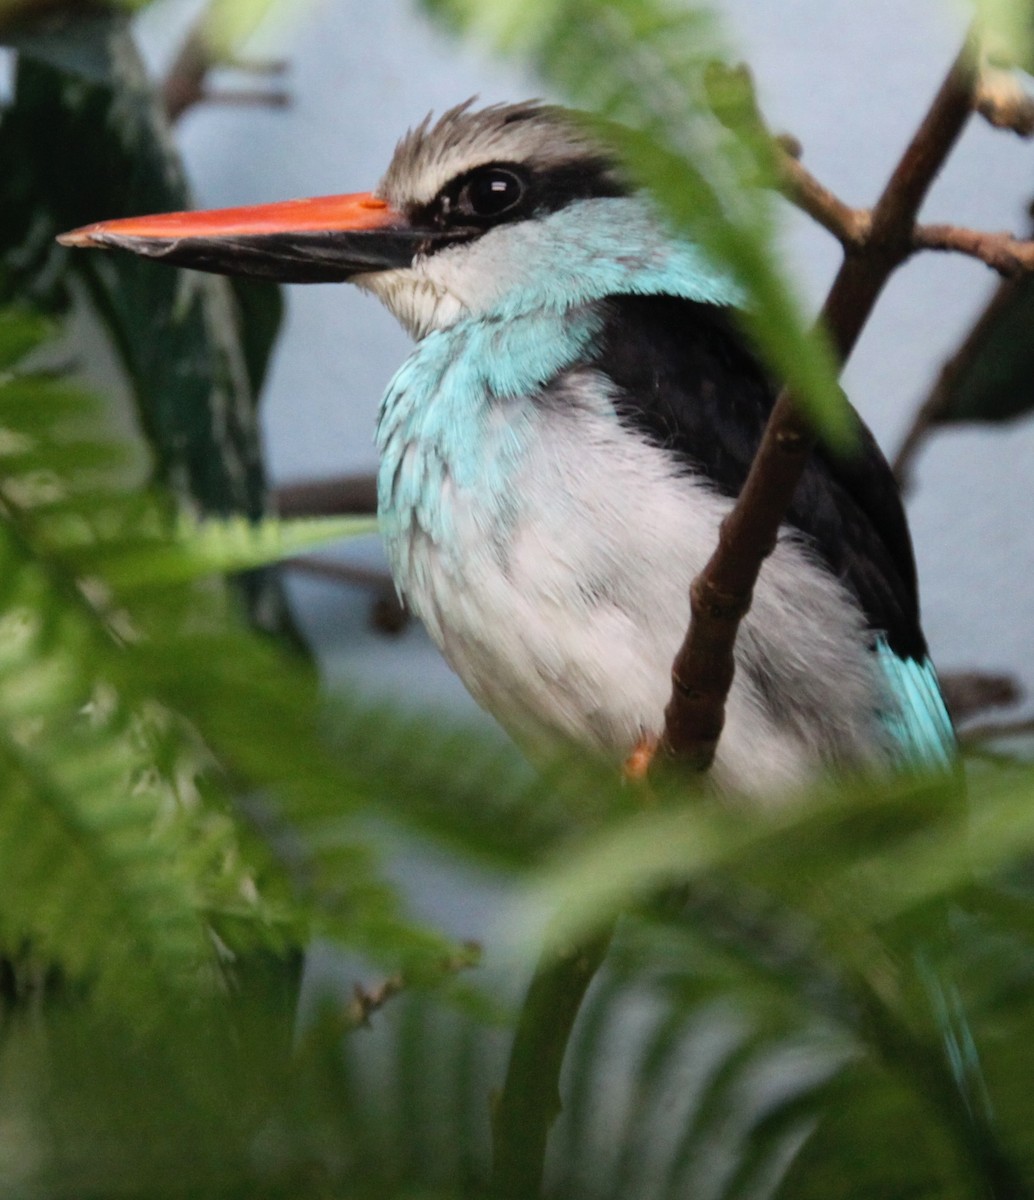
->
59, 99, 955, 797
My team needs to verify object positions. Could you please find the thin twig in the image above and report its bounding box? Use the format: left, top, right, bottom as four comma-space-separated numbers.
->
162, 11, 289, 122
659, 29, 980, 769
914, 223, 1034, 275
344, 942, 481, 1030
200, 89, 291, 109
778, 154, 870, 246
745, 64, 1034, 278
162, 25, 210, 122
276, 480, 400, 630
959, 716, 1034, 745
490, 927, 614, 1198
345, 972, 404, 1027
939, 671, 1023, 724
780, 147, 1034, 276
222, 55, 290, 75
706, 62, 869, 248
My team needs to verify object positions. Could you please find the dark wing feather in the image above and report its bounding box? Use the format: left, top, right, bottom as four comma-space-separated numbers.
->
589, 294, 926, 661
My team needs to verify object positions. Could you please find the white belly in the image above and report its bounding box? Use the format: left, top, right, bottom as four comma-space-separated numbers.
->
382, 380, 888, 799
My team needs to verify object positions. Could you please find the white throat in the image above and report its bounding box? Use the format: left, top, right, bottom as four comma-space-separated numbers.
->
355, 265, 466, 340
356, 199, 739, 340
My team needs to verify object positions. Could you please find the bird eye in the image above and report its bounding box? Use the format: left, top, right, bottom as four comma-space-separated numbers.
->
459, 167, 526, 219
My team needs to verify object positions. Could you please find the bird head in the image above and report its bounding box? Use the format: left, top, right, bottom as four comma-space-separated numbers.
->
58, 100, 653, 338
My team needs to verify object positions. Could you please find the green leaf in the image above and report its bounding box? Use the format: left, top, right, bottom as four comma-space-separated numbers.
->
85, 513, 378, 589
976, 0, 1034, 72
1, 985, 503, 1198
0, 519, 218, 1015
0, 306, 461, 1013
510, 766, 1034, 956
0, 10, 283, 516
0, 305, 52, 369
0, 9, 297, 634
0, 8, 130, 79
928, 273, 1034, 426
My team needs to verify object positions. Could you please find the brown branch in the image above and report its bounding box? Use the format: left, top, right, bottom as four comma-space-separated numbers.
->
490, 927, 614, 1199
780, 145, 1034, 277
162, 25, 212, 122
200, 88, 291, 110
960, 716, 1034, 745
779, 143, 1034, 276
274, 473, 379, 517
162, 13, 289, 123
914, 223, 1034, 276
781, 156, 1034, 283
890, 383, 947, 492
659, 30, 979, 770
345, 972, 404, 1028
705, 62, 870, 249
276, 477, 402, 631
749, 66, 1034, 281
939, 670, 1023, 725
778, 154, 870, 246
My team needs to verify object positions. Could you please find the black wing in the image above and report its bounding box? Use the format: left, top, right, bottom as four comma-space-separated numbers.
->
588, 293, 926, 661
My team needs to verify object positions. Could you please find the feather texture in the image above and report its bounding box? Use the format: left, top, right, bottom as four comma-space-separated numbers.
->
377, 311, 896, 796
875, 642, 956, 769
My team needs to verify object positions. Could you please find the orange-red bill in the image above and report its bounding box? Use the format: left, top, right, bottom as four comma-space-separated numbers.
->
55, 190, 444, 284
57, 191, 399, 247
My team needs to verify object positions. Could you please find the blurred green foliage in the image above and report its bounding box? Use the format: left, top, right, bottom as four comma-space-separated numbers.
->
927, 272, 1034, 429
0, 2, 293, 626
0, 2, 1033, 1199
977, 0, 1034, 71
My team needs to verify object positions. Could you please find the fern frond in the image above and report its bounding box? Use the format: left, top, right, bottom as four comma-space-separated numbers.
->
0, 520, 215, 1011
0, 307, 459, 1011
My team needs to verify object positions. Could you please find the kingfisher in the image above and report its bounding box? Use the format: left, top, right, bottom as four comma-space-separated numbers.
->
59, 100, 954, 796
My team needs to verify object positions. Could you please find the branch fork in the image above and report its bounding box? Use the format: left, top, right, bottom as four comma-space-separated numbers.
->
784, 151, 1034, 278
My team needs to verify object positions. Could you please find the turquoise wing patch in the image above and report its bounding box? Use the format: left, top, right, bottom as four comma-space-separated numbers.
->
876, 638, 956, 769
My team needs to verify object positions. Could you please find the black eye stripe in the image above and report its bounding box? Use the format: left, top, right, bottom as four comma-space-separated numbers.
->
409, 157, 628, 236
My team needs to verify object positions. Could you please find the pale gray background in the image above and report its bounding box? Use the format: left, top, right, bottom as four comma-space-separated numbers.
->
134, 0, 1034, 739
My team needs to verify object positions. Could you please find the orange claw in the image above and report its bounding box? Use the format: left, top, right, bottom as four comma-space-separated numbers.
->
622, 732, 659, 783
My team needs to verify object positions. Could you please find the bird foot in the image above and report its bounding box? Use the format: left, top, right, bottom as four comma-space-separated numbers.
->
622, 733, 659, 783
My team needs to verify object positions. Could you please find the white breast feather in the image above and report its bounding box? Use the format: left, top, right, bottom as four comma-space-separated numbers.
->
389, 372, 888, 800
